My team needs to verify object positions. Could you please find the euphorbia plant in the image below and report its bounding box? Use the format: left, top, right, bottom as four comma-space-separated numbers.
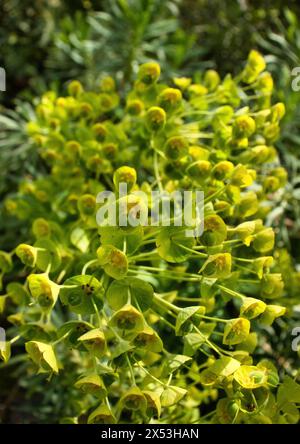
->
1, 51, 300, 424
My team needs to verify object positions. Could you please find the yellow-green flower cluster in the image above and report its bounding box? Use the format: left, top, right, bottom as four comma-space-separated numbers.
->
1, 53, 299, 425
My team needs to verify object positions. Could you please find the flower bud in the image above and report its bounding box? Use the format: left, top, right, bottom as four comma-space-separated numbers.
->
252, 256, 273, 279
113, 166, 137, 192
28, 273, 60, 311
77, 194, 97, 216
223, 318, 250, 345
75, 374, 107, 398
188, 84, 208, 97
138, 62, 160, 84
164, 136, 188, 160
65, 141, 80, 157
233, 115, 256, 139
271, 102, 285, 122
77, 328, 106, 358
78, 102, 93, 117
88, 404, 116, 424
237, 191, 258, 218
186, 160, 212, 180
242, 50, 266, 84
133, 326, 163, 352
16, 244, 37, 267
99, 93, 115, 111
145, 106, 166, 132
92, 123, 107, 142
189, 145, 210, 161
252, 227, 274, 253
260, 304, 286, 325
110, 304, 144, 332
204, 69, 220, 91
260, 273, 284, 299
0, 251, 12, 274
25, 341, 59, 374
240, 297, 266, 320
212, 160, 234, 180
256, 72, 273, 93
231, 165, 254, 188
264, 123, 280, 143
100, 76, 116, 92
201, 214, 227, 246
126, 99, 144, 116
120, 387, 147, 411
97, 244, 128, 280
263, 176, 280, 193
173, 77, 191, 90
200, 253, 232, 278
271, 167, 287, 187
67, 80, 83, 97
32, 218, 51, 238
158, 88, 182, 111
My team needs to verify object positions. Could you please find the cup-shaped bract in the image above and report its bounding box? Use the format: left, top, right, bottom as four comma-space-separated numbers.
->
77, 328, 106, 358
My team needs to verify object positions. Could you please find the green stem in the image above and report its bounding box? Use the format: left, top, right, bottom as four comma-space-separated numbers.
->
82, 259, 98, 275
217, 284, 245, 300
126, 353, 136, 386
153, 149, 163, 193
153, 293, 180, 314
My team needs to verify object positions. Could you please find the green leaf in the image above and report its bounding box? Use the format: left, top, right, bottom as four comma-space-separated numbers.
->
110, 340, 134, 360
57, 321, 93, 348
183, 333, 206, 356
34, 239, 61, 272
156, 227, 195, 263
200, 357, 241, 386
106, 277, 153, 311
162, 354, 192, 377
99, 225, 143, 254
60, 275, 104, 315
277, 376, 300, 407
281, 403, 299, 424
161, 385, 187, 407
175, 306, 206, 336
